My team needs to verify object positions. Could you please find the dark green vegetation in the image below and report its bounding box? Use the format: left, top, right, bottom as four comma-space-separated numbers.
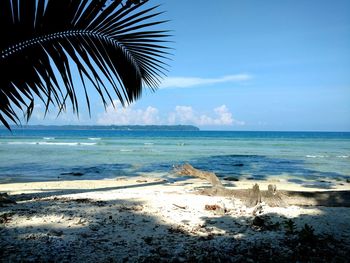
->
0, 0, 170, 129
0, 125, 199, 131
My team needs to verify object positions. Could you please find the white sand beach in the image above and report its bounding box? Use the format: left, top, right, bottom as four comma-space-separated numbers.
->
1, 176, 350, 262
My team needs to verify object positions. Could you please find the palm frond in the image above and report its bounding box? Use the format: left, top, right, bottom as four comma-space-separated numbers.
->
0, 0, 171, 129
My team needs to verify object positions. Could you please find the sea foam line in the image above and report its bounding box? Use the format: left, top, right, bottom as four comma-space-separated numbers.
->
120, 149, 133, 152
306, 155, 328, 158
337, 155, 349, 158
8, 142, 97, 146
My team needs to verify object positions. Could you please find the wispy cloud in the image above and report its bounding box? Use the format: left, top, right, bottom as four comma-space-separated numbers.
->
160, 74, 252, 89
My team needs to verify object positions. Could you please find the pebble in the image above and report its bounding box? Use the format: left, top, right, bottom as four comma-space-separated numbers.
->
49, 230, 63, 236
89, 224, 100, 231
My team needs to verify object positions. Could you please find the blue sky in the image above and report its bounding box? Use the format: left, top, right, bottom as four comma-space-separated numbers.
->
32, 0, 350, 131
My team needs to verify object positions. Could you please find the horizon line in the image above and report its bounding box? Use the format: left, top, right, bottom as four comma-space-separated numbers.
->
1, 124, 349, 133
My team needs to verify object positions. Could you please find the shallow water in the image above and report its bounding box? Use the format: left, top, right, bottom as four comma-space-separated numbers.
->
0, 129, 349, 184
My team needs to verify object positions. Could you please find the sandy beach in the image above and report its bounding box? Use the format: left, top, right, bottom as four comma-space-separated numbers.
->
1, 175, 350, 262
0, 0, 349, 261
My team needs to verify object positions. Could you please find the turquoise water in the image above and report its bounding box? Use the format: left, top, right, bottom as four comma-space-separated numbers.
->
0, 130, 349, 185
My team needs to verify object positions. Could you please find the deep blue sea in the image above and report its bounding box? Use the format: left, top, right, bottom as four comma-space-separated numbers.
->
0, 130, 349, 185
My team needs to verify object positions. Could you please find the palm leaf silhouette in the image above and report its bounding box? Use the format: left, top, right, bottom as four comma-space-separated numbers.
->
0, 0, 171, 129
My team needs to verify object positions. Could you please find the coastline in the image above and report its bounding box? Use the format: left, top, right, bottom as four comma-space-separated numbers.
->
1, 176, 350, 262
1, 174, 349, 194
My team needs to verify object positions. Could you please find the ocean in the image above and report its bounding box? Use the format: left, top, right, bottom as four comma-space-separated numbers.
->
0, 129, 349, 186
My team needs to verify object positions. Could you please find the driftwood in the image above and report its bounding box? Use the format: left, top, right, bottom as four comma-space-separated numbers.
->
176, 164, 350, 207
176, 164, 224, 188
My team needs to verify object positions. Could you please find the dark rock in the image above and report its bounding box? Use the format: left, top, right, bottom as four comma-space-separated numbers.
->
60, 172, 84, 176
318, 180, 331, 183
223, 176, 239, 181
49, 229, 63, 236
89, 224, 99, 231
0, 212, 14, 224
252, 216, 265, 227
233, 163, 244, 167
136, 179, 148, 183
0, 193, 16, 206
142, 236, 153, 245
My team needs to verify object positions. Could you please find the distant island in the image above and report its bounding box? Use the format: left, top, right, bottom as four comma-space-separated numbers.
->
1, 125, 200, 131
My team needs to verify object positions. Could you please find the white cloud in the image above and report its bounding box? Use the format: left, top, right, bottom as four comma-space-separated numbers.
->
168, 106, 195, 124
168, 105, 244, 126
160, 74, 252, 89
30, 101, 244, 128
97, 101, 244, 127
97, 100, 160, 125
30, 104, 82, 124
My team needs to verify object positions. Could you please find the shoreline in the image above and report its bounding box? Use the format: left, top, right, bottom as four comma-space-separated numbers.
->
1, 174, 350, 194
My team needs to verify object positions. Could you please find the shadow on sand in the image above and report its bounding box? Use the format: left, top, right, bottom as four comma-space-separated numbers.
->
1, 179, 350, 262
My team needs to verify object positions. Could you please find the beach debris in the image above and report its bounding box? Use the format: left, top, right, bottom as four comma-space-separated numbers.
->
175, 164, 346, 207
246, 184, 262, 207
252, 203, 263, 216
51, 197, 107, 207
172, 204, 187, 210
204, 204, 221, 211
0, 193, 16, 206
75, 218, 86, 225
136, 179, 148, 183
0, 212, 14, 224
48, 229, 63, 236
175, 163, 224, 189
118, 204, 144, 212
263, 184, 286, 207
204, 204, 226, 215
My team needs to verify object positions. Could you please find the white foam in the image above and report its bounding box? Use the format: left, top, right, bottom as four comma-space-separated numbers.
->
8, 142, 37, 145
120, 149, 133, 152
144, 142, 154, 145
88, 137, 101, 140
306, 155, 327, 158
39, 142, 79, 146
78, 143, 97, 146
43, 137, 55, 140
337, 155, 349, 158
7, 142, 96, 146
306, 155, 316, 158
